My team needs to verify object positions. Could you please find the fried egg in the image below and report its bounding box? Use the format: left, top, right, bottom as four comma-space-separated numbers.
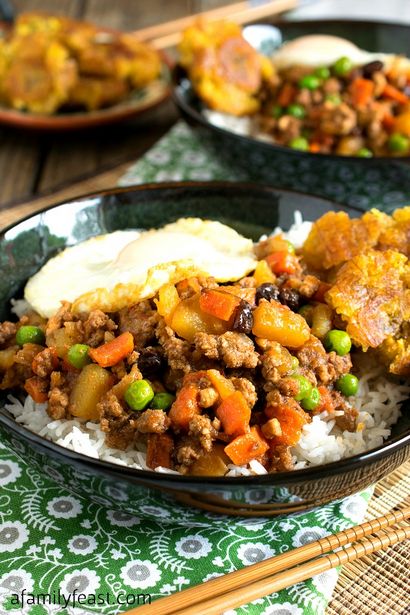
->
271, 34, 390, 69
24, 218, 257, 317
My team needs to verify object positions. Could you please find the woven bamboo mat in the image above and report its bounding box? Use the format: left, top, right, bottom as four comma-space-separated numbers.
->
1, 169, 410, 615
328, 460, 410, 615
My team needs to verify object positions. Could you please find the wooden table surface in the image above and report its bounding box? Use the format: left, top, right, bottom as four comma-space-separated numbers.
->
0, 0, 245, 214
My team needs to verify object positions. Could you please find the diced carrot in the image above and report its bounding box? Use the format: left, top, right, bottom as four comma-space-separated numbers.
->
88, 332, 134, 368
253, 260, 276, 286
252, 301, 310, 348
207, 369, 235, 400
24, 376, 48, 403
199, 289, 240, 321
312, 282, 331, 303
31, 347, 58, 374
309, 142, 321, 153
146, 433, 174, 470
168, 384, 200, 431
265, 402, 309, 446
316, 386, 335, 414
216, 391, 251, 436
382, 83, 408, 105
382, 113, 396, 130
349, 78, 374, 107
277, 83, 296, 107
265, 251, 299, 275
392, 110, 410, 136
224, 426, 269, 465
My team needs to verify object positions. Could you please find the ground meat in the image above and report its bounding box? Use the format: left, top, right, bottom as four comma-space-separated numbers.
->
83, 310, 117, 347
277, 376, 301, 397
328, 352, 352, 380
269, 445, 294, 472
119, 300, 159, 349
45, 302, 74, 336
322, 77, 341, 94
332, 391, 358, 432
135, 409, 170, 434
48, 371, 70, 420
194, 331, 259, 369
13, 343, 44, 382
174, 434, 204, 471
277, 115, 301, 140
231, 377, 257, 408
99, 393, 138, 449
0, 321, 16, 346
260, 343, 293, 389
318, 102, 357, 136
198, 387, 219, 408
156, 320, 193, 373
297, 336, 345, 385
31, 348, 58, 378
188, 414, 218, 452
288, 275, 321, 299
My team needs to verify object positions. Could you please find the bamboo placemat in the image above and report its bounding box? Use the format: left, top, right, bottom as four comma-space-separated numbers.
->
1, 164, 409, 614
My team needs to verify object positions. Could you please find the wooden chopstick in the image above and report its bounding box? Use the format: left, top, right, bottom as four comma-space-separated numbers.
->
177, 525, 410, 615
132, 0, 297, 49
129, 506, 409, 615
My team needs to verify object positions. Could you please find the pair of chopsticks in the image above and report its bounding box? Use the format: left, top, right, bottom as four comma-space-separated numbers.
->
126, 506, 410, 615
132, 0, 297, 49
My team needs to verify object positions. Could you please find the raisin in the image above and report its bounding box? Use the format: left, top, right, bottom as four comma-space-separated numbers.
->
232, 300, 253, 334
138, 347, 164, 377
256, 283, 280, 304
362, 60, 384, 78
279, 288, 300, 311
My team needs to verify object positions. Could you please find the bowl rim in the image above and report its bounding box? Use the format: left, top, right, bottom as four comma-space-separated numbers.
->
1, 179, 409, 485
172, 17, 410, 164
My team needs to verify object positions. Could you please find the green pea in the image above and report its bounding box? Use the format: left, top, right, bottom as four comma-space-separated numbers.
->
324, 330, 352, 356
298, 304, 314, 326
271, 104, 283, 118
336, 374, 359, 397
356, 148, 373, 158
315, 66, 330, 80
15, 325, 45, 346
292, 375, 312, 401
298, 74, 321, 90
287, 103, 306, 119
387, 133, 409, 153
333, 56, 353, 76
67, 344, 91, 369
325, 93, 342, 105
124, 379, 154, 411
151, 392, 175, 411
300, 387, 321, 411
289, 136, 309, 151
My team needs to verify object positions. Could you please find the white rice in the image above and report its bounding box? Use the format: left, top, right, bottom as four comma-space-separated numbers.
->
4, 216, 409, 475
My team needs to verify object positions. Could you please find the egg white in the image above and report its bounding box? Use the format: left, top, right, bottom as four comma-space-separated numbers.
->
271, 34, 390, 69
25, 218, 257, 317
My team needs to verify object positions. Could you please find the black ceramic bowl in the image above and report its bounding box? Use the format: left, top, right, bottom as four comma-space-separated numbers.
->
172, 20, 410, 207
0, 182, 409, 516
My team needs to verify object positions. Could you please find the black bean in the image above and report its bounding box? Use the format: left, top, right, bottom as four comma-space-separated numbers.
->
232, 300, 253, 334
362, 60, 384, 78
138, 347, 164, 377
255, 283, 280, 304
279, 288, 301, 311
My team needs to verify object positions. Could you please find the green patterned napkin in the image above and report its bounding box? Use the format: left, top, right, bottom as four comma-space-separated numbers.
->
1, 120, 400, 615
